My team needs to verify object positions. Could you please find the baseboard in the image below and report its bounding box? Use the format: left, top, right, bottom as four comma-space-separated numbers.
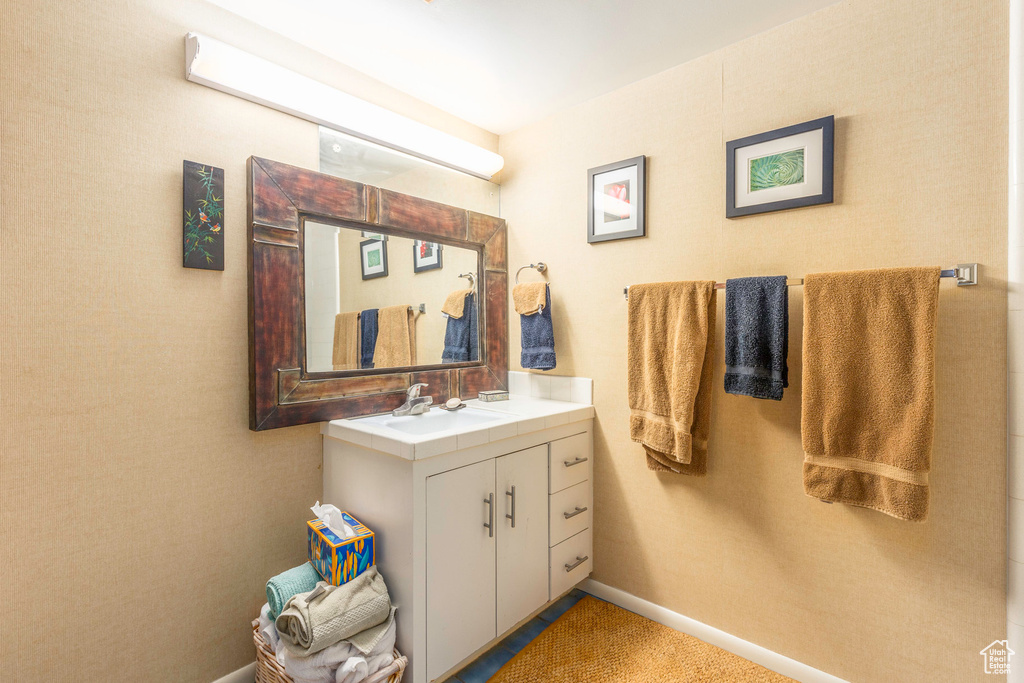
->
579, 579, 847, 683
210, 661, 256, 683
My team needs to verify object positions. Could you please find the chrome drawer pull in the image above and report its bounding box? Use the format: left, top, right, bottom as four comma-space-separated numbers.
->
483, 493, 494, 538
563, 505, 588, 520
563, 456, 589, 468
564, 555, 589, 572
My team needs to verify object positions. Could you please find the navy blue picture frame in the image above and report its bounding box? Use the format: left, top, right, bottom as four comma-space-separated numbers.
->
726, 115, 834, 218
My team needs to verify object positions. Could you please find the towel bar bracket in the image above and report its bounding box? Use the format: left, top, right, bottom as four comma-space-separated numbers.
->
953, 263, 978, 286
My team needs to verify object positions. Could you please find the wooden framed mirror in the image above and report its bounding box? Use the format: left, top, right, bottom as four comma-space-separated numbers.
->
248, 156, 507, 431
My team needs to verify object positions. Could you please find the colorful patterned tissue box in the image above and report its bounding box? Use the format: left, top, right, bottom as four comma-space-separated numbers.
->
307, 512, 375, 586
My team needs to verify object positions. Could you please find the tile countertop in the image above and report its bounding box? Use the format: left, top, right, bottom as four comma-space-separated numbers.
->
321, 395, 595, 461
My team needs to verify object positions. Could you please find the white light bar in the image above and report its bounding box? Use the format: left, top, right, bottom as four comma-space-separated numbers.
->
184, 32, 504, 180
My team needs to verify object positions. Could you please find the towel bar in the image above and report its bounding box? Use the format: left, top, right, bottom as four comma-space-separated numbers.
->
623, 263, 978, 298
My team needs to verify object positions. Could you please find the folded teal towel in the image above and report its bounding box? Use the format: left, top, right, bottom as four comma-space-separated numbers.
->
267, 562, 321, 620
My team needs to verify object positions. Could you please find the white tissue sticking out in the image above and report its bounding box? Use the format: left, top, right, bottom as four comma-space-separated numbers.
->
311, 501, 357, 539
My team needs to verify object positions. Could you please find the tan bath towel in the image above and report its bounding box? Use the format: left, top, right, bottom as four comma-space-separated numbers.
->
513, 282, 548, 316
627, 281, 717, 476
332, 312, 360, 371
373, 304, 417, 368
801, 267, 940, 521
441, 288, 473, 319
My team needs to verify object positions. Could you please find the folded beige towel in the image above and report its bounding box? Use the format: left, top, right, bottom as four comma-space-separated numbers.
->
373, 305, 417, 368
332, 312, 361, 371
627, 281, 717, 476
801, 267, 940, 521
276, 567, 393, 656
441, 288, 473, 319
513, 282, 548, 316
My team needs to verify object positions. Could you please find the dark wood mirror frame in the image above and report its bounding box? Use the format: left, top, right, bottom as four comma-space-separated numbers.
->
247, 156, 508, 431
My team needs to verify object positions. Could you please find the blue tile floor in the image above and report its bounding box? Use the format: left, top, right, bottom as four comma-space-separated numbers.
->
445, 589, 588, 683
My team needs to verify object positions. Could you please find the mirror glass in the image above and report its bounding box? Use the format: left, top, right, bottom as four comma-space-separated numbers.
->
304, 221, 481, 373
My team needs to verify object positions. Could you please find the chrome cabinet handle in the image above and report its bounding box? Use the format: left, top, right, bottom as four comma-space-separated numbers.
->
563, 505, 588, 520
483, 493, 494, 538
563, 456, 589, 468
564, 555, 589, 572
505, 486, 516, 528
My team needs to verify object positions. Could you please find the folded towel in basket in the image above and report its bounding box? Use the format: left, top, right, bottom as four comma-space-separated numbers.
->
266, 562, 322, 621
280, 608, 397, 683
276, 567, 393, 656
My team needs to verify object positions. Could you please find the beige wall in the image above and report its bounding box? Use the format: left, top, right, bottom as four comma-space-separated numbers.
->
499, 1, 1008, 681
0, 1, 493, 681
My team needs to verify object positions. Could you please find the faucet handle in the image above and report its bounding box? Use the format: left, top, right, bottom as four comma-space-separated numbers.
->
407, 383, 429, 398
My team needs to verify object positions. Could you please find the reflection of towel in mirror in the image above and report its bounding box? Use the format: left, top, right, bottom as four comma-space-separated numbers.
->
359, 309, 378, 369
332, 312, 360, 370
442, 293, 478, 363
441, 288, 473, 318
373, 305, 416, 368
519, 285, 555, 371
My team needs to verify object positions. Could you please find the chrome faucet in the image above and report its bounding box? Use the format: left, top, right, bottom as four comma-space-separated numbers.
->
393, 383, 433, 416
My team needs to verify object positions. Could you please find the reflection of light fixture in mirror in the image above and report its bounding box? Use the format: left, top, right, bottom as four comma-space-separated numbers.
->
184, 32, 504, 180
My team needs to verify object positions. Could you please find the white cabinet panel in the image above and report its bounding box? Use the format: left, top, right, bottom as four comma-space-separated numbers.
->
426, 460, 496, 681
495, 445, 549, 634
549, 432, 591, 493
550, 529, 593, 599
549, 480, 591, 546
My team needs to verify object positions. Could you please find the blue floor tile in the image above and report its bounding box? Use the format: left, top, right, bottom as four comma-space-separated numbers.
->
537, 591, 585, 623
497, 617, 550, 653
453, 645, 517, 683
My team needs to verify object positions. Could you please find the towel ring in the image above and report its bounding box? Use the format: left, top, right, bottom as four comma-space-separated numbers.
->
515, 262, 547, 285
458, 272, 476, 291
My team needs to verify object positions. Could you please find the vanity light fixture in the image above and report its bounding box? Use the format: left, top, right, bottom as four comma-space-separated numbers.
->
184, 32, 504, 180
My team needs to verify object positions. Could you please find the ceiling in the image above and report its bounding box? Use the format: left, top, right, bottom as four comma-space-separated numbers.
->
208, 0, 839, 135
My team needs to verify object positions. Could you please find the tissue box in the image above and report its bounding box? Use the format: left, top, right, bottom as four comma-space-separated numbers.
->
307, 512, 376, 586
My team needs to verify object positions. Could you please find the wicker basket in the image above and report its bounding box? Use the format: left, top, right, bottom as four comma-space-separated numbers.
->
251, 620, 407, 683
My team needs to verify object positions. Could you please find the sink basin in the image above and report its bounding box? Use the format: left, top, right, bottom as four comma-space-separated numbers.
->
358, 406, 508, 436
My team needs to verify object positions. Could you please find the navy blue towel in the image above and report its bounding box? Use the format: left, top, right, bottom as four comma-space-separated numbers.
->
521, 286, 555, 371
442, 293, 478, 363
724, 276, 788, 400
359, 308, 378, 369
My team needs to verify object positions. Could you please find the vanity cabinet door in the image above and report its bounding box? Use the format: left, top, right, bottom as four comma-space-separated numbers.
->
426, 459, 496, 682
495, 445, 550, 635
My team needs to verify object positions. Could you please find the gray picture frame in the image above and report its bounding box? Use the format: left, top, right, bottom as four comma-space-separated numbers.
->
726, 115, 834, 218
587, 155, 646, 244
360, 238, 388, 280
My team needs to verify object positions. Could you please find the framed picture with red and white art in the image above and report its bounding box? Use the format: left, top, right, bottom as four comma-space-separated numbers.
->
587, 155, 646, 244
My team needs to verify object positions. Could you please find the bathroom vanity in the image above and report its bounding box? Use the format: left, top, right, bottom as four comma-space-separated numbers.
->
322, 394, 594, 683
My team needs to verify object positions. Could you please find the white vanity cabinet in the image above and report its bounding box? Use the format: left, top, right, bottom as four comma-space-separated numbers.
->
322, 408, 593, 683
425, 444, 549, 679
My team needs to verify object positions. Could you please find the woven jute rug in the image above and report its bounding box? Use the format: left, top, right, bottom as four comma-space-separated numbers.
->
488, 596, 795, 683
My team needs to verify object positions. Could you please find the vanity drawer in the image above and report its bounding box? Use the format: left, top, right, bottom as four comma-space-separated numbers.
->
549, 480, 591, 546
548, 433, 590, 493
549, 528, 592, 599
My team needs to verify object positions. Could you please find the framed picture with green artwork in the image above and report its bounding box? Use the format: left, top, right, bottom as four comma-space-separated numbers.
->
182, 160, 224, 269
726, 115, 834, 218
360, 238, 388, 280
